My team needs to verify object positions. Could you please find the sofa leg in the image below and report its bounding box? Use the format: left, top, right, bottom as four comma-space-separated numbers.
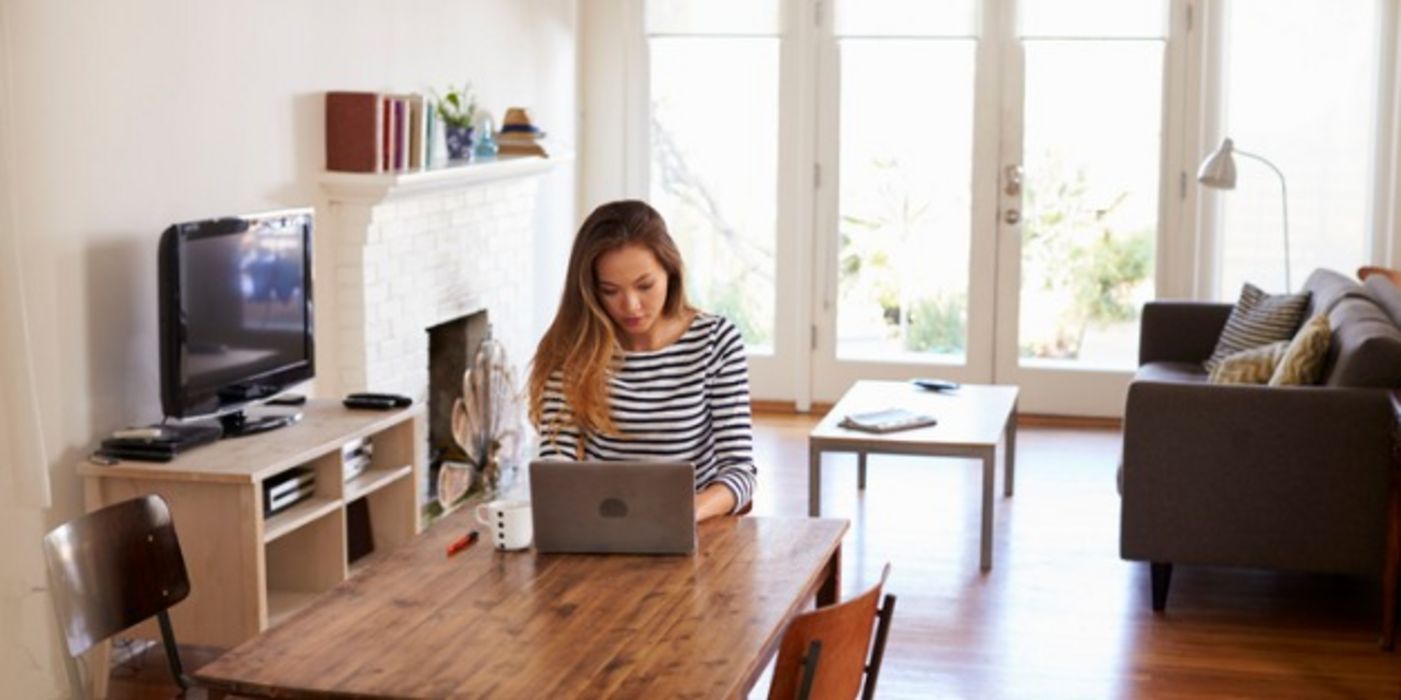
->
1151, 562, 1173, 612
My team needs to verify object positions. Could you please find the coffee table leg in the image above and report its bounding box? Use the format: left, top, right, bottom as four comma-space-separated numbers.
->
1005, 402, 1017, 497
858, 452, 867, 490
809, 445, 822, 517
981, 450, 995, 571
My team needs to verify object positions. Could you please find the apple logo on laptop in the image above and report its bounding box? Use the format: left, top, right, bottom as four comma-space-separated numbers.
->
599, 497, 629, 519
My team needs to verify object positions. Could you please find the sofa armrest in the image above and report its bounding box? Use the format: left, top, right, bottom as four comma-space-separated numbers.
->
1121, 381, 1392, 575
1138, 301, 1234, 366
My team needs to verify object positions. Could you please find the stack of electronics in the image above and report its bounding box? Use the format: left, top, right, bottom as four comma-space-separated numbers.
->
98, 424, 223, 462
264, 466, 317, 518
342, 437, 374, 482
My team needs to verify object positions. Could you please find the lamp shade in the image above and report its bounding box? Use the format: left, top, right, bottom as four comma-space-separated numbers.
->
1197, 137, 1238, 189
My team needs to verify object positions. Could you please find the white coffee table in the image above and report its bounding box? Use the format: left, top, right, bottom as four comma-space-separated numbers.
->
808, 380, 1020, 570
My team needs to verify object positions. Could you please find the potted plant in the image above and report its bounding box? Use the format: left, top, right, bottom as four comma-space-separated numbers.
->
436, 82, 478, 161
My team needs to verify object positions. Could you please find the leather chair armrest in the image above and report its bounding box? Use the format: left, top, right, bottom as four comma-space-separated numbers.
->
1138, 301, 1234, 366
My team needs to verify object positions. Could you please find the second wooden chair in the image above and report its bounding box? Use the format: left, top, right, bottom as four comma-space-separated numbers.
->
768, 563, 897, 700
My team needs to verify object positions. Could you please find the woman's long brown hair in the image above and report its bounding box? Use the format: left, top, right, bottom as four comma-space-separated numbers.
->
529, 200, 692, 442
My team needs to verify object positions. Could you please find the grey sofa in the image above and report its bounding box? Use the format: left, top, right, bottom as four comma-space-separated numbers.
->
1120, 268, 1401, 611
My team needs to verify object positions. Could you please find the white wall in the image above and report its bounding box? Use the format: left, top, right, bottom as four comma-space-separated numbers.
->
0, 2, 577, 697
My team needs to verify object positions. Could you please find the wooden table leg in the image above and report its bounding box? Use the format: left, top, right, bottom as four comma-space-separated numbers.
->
857, 452, 867, 490
818, 543, 841, 607
1004, 400, 1017, 497
1384, 498, 1398, 650
1385, 394, 1401, 650
981, 450, 995, 571
809, 445, 822, 517
1383, 427, 1401, 650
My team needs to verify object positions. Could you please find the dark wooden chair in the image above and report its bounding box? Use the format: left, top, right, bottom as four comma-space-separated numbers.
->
1358, 265, 1401, 286
768, 564, 897, 700
43, 493, 197, 696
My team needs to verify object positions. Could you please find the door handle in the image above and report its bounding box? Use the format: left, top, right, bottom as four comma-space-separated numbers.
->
1003, 164, 1023, 196
1004, 209, 1021, 225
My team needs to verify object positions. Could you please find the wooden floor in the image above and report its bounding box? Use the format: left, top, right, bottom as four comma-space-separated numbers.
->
112, 415, 1401, 699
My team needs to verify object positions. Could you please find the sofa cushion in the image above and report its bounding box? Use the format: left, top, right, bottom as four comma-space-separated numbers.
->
1269, 313, 1331, 385
1323, 295, 1401, 388
1363, 274, 1401, 326
1209, 341, 1287, 384
1302, 267, 1368, 317
1204, 283, 1310, 371
1136, 361, 1209, 384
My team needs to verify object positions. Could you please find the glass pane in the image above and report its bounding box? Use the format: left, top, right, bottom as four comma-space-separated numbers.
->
1019, 40, 1163, 370
646, 0, 781, 36
836, 39, 976, 362
649, 38, 779, 352
834, 0, 977, 37
1215, 0, 1379, 297
1019, 0, 1167, 39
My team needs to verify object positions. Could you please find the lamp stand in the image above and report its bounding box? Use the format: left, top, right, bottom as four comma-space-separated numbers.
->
1233, 149, 1292, 291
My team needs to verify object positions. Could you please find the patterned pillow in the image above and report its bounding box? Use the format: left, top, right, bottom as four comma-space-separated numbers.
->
1204, 283, 1311, 371
1269, 313, 1331, 386
1209, 341, 1288, 384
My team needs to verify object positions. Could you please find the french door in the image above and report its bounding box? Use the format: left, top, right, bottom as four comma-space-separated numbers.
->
637, 0, 1188, 415
811, 0, 1184, 415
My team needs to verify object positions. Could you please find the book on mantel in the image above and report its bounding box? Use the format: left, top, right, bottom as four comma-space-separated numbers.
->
325, 90, 440, 173
325, 91, 382, 173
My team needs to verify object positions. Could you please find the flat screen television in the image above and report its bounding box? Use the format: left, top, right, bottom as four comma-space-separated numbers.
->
158, 208, 315, 436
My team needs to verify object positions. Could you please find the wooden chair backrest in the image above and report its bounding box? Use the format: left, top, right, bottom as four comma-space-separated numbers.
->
42, 494, 191, 657
1358, 266, 1401, 287
769, 564, 893, 700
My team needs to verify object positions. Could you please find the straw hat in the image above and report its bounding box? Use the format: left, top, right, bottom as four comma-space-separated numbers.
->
500, 107, 545, 138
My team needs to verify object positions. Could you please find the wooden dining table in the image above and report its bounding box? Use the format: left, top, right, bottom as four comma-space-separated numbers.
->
195, 510, 848, 699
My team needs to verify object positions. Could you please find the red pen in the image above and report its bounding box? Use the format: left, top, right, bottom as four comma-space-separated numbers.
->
446, 530, 479, 557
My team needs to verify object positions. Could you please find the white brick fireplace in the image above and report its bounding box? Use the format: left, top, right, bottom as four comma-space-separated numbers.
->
317, 157, 557, 403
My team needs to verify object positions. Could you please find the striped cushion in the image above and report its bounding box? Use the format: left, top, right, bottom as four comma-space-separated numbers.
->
1209, 341, 1288, 384
1204, 283, 1310, 371
1269, 313, 1331, 386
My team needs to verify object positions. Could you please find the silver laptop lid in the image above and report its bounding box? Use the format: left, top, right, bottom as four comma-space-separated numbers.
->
529, 460, 696, 555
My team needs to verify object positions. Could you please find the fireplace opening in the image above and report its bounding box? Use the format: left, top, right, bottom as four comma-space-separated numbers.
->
425, 309, 490, 507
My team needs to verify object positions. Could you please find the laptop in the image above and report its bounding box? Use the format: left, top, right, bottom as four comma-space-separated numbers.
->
529, 460, 697, 555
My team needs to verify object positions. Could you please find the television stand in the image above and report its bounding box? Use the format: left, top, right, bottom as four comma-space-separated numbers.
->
79, 399, 424, 697
220, 408, 303, 437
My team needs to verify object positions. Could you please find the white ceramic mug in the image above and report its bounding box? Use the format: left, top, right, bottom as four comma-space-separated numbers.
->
475, 499, 533, 551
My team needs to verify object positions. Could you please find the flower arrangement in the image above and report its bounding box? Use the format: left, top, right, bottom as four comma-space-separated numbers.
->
435, 82, 478, 129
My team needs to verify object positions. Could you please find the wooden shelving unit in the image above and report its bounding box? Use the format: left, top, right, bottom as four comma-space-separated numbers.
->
80, 400, 425, 649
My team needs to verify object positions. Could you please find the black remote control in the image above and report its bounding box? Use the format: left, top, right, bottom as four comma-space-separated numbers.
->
345, 392, 412, 407
343, 396, 399, 410
912, 378, 961, 392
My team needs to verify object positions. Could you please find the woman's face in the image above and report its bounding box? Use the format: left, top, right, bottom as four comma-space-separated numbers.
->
594, 243, 669, 344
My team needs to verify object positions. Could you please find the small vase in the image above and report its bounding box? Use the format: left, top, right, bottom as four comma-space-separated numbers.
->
473, 113, 499, 159
445, 125, 475, 161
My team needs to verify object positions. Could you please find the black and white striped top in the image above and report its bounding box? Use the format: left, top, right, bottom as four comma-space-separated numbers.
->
536, 313, 757, 512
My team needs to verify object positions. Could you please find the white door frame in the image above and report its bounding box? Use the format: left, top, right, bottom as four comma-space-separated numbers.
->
807, 0, 1004, 404
990, 0, 1194, 416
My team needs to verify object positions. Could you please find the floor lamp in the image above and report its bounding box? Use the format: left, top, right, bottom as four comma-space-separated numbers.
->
1197, 137, 1292, 291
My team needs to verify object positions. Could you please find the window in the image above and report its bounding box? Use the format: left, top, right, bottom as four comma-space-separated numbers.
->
1212, 0, 1383, 296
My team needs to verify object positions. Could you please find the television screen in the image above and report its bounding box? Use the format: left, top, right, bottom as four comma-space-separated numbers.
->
160, 208, 314, 423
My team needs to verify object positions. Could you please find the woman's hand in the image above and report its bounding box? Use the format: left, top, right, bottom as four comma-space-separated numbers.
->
694, 483, 737, 522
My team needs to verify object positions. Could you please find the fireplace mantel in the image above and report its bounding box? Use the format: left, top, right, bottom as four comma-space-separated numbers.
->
319, 155, 558, 203
316, 155, 558, 403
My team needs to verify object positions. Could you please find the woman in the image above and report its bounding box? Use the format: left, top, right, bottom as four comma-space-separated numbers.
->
528, 200, 756, 522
